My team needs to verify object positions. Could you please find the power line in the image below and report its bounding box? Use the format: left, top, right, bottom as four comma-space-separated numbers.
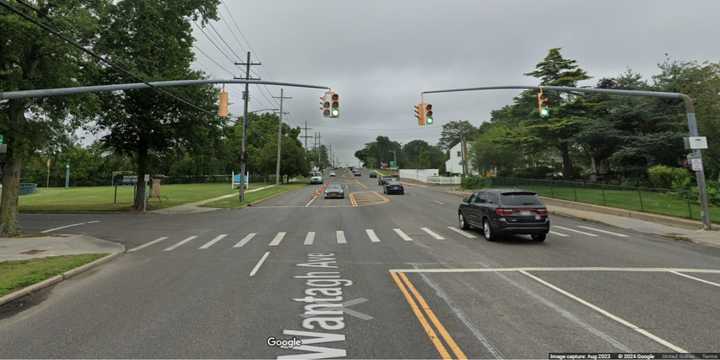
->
217, 11, 247, 54
0, 0, 214, 115
193, 45, 235, 76
192, 21, 236, 66
207, 21, 243, 61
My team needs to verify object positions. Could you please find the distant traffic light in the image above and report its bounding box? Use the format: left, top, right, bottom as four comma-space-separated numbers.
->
425, 103, 433, 125
320, 91, 331, 117
218, 89, 229, 117
330, 92, 340, 118
414, 103, 425, 126
537, 89, 550, 118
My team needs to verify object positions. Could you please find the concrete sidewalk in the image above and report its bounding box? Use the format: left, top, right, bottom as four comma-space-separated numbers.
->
151, 185, 275, 215
0, 234, 123, 261
447, 189, 720, 248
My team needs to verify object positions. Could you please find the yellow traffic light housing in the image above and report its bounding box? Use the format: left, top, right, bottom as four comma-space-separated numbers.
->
218, 88, 229, 117
537, 89, 550, 118
414, 103, 426, 126
425, 103, 433, 125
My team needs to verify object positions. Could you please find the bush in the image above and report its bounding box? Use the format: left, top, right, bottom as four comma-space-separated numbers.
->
514, 166, 556, 179
647, 165, 692, 190
461, 175, 492, 189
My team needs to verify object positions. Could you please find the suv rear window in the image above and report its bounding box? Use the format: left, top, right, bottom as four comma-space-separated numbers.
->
500, 192, 541, 206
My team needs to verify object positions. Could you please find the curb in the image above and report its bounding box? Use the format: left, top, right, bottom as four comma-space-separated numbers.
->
0, 251, 124, 307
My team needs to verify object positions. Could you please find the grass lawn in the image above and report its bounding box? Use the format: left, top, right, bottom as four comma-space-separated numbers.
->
18, 183, 269, 212
203, 183, 306, 208
491, 183, 720, 223
0, 254, 105, 297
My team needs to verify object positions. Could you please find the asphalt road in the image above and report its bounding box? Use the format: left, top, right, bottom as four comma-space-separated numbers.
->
3, 168, 720, 359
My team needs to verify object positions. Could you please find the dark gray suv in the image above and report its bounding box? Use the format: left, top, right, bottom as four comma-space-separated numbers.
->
458, 189, 550, 241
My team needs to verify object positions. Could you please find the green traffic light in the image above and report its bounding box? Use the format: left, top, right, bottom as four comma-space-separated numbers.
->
332, 109, 339, 117
426, 117, 433, 124
540, 108, 550, 117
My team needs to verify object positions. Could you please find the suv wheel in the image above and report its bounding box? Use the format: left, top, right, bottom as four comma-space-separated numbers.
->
459, 212, 470, 230
483, 219, 495, 241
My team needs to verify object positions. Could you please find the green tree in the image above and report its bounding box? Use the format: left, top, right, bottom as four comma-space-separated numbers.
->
438, 120, 479, 150
524, 48, 591, 178
0, 0, 105, 235
93, 0, 220, 210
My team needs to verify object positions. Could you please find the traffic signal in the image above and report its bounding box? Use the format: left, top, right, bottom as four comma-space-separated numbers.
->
424, 103, 433, 125
218, 89, 229, 117
537, 89, 550, 118
320, 92, 331, 117
414, 103, 425, 126
330, 92, 340, 118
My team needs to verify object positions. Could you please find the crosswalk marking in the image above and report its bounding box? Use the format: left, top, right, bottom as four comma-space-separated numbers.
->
336, 230, 347, 244
269, 232, 286, 247
304, 232, 315, 245
128, 237, 167, 253
447, 226, 476, 239
577, 226, 629, 238
366, 229, 381, 243
421, 227, 445, 240
549, 231, 569, 238
233, 233, 256, 248
199, 234, 228, 249
554, 225, 598, 237
163, 236, 198, 251
393, 228, 413, 241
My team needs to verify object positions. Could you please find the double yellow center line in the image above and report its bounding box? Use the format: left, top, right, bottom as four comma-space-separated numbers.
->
390, 271, 467, 360
349, 193, 359, 207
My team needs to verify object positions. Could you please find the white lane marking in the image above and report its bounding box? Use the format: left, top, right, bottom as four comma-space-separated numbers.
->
249, 251, 270, 277
86, 220, 101, 224
336, 230, 347, 244
163, 235, 198, 251
421, 227, 445, 240
269, 232, 286, 247
554, 225, 598, 237
127, 237, 168, 253
577, 225, 629, 238
447, 226, 477, 239
304, 196, 317, 207
520, 270, 687, 353
199, 234, 228, 249
304, 232, 315, 246
390, 267, 720, 274
549, 231, 569, 238
366, 229, 381, 243
417, 271, 506, 358
433, 200, 445, 205
670, 271, 720, 288
41, 222, 87, 233
233, 233, 256, 248
393, 228, 413, 241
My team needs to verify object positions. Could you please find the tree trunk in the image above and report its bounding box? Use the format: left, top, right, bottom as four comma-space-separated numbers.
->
0, 154, 23, 237
133, 145, 148, 211
0, 101, 28, 237
559, 143, 574, 179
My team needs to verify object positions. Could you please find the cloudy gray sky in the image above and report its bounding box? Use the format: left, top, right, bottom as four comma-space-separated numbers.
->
191, 0, 720, 166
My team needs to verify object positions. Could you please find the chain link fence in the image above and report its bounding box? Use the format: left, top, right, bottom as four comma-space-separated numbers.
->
476, 177, 718, 223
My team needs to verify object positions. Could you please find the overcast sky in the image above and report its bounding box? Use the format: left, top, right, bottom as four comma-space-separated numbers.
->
191, 0, 720, 166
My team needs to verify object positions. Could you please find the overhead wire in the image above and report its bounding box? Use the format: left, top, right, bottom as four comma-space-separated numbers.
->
1, 0, 215, 115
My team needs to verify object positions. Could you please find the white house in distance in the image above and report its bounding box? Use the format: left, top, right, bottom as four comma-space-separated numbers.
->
445, 142, 478, 176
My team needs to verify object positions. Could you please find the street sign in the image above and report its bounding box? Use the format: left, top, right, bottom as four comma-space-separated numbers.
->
691, 158, 704, 171
684, 136, 708, 150
0, 134, 4, 144
0, 144, 6, 154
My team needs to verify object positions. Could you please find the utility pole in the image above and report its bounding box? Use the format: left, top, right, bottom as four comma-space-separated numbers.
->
301, 120, 313, 149
234, 51, 261, 201
273, 88, 292, 185
460, 134, 468, 176
317, 132, 321, 167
